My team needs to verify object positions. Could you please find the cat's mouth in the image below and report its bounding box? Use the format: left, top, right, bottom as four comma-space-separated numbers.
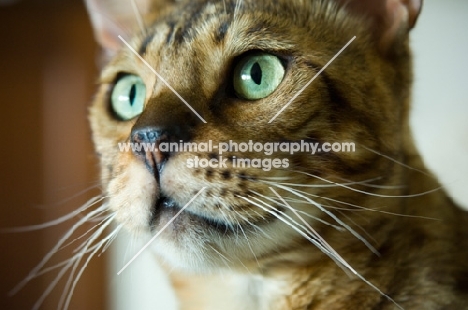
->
150, 195, 233, 233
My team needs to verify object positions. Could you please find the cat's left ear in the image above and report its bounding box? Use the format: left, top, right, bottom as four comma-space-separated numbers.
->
337, 0, 423, 50
85, 0, 152, 60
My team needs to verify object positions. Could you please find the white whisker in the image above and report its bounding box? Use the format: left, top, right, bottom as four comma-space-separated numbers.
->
10, 201, 109, 296
362, 145, 433, 178
130, 0, 147, 36
267, 188, 403, 310
62, 212, 112, 252
250, 189, 345, 232
281, 185, 440, 221
61, 221, 121, 310
266, 183, 379, 255
3, 196, 103, 233
290, 169, 442, 198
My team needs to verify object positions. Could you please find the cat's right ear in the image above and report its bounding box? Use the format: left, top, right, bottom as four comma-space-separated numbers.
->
85, 0, 151, 62
336, 0, 423, 51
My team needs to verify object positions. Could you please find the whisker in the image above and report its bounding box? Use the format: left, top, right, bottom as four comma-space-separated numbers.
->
274, 177, 385, 188
61, 221, 121, 310
59, 215, 117, 309
249, 190, 345, 232
282, 186, 440, 221
267, 188, 403, 310
2, 195, 104, 233
10, 201, 109, 296
362, 145, 433, 178
31, 216, 117, 310
266, 183, 379, 255
207, 244, 233, 268
62, 212, 112, 252
239, 195, 352, 272
130, 0, 147, 36
237, 219, 260, 267
290, 169, 442, 198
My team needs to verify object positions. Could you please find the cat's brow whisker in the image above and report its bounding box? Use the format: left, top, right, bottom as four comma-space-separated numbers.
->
85, 5, 133, 41
130, 0, 146, 36
234, 0, 244, 22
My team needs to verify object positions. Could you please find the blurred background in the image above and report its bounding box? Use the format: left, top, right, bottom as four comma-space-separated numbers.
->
0, 0, 467, 309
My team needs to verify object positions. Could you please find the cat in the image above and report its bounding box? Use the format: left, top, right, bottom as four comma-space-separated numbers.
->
82, 0, 468, 309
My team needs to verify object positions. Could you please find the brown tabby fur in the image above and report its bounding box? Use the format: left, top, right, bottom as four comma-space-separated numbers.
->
86, 0, 468, 309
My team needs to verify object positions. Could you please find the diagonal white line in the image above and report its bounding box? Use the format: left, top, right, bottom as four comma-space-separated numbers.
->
118, 35, 207, 124
268, 36, 356, 124
117, 187, 207, 275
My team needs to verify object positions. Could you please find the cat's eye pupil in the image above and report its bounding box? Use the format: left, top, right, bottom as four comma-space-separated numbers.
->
129, 84, 136, 106
110, 74, 146, 120
251, 62, 262, 85
233, 53, 285, 100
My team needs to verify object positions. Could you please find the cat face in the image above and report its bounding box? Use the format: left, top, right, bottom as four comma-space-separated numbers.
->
88, 0, 420, 271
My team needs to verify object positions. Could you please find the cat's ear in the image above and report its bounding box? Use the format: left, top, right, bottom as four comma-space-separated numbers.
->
336, 0, 422, 50
85, 0, 152, 60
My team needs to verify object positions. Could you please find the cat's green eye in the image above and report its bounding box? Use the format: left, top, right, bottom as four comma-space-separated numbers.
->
233, 53, 285, 100
111, 74, 146, 120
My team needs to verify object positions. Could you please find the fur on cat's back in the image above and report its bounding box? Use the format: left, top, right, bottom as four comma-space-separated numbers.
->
85, 0, 468, 309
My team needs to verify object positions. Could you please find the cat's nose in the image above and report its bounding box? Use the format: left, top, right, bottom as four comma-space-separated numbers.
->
130, 126, 179, 176
129, 92, 198, 176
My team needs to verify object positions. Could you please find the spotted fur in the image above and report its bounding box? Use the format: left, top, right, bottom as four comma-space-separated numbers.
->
85, 0, 468, 309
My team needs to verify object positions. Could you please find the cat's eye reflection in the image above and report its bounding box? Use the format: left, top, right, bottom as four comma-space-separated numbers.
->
110, 74, 146, 120
233, 53, 285, 100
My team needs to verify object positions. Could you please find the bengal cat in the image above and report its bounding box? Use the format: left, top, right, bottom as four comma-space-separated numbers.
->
83, 0, 468, 309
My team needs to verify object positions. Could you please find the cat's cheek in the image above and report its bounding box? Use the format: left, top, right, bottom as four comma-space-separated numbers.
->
107, 160, 158, 234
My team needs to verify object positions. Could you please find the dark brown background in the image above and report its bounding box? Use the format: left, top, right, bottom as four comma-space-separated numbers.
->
0, 0, 106, 309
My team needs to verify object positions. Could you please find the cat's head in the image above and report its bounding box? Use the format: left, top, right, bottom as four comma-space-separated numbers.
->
86, 0, 422, 271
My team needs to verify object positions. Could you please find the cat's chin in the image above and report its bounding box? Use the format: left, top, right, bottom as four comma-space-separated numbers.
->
148, 200, 237, 270
147, 196, 274, 271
